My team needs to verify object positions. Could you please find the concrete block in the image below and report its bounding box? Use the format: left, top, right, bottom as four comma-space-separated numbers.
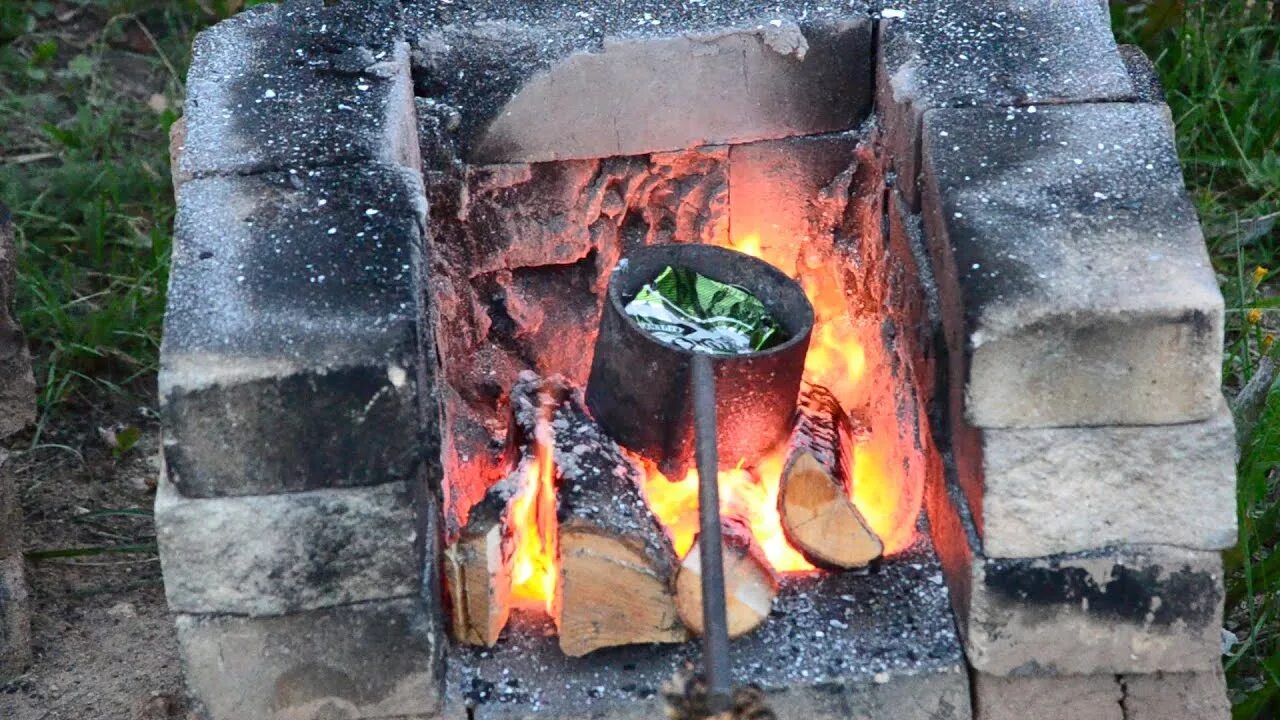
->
1122, 668, 1230, 720
927, 471, 1225, 676
975, 399, 1237, 558
156, 477, 425, 616
0, 554, 31, 681
972, 673, 1122, 720
161, 163, 431, 498
180, 2, 418, 177
921, 103, 1223, 428
176, 597, 443, 720
0, 206, 35, 440
877, 0, 1134, 206
408, 1, 874, 163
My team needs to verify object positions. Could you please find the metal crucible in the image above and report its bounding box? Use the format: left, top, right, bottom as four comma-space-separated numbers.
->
585, 243, 814, 479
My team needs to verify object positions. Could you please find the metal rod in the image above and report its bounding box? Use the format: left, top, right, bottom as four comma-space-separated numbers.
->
690, 353, 732, 714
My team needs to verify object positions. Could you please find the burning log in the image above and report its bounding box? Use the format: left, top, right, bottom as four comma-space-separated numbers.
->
777, 383, 883, 569
444, 371, 555, 647
674, 511, 779, 639
443, 463, 522, 646
529, 374, 688, 656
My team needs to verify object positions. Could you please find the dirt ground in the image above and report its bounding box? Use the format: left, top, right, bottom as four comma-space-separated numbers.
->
0, 409, 190, 720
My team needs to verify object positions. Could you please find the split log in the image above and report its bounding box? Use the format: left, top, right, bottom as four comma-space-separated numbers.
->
538, 375, 688, 656
777, 383, 883, 569
674, 511, 780, 638
444, 371, 559, 646
443, 460, 524, 646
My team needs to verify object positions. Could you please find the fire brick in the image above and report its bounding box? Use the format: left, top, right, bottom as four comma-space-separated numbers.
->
155, 476, 428, 616
406, 1, 873, 163
972, 674, 1123, 720
161, 163, 430, 498
971, 399, 1237, 558
876, 0, 1134, 208
927, 473, 1224, 676
176, 597, 443, 720
921, 102, 1224, 428
972, 670, 1231, 720
1121, 668, 1231, 720
178, 1, 419, 178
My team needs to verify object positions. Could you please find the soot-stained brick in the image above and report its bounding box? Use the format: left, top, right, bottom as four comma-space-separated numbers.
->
921, 102, 1223, 428
983, 557, 1221, 628
162, 163, 431, 498
876, 0, 1134, 206
180, 1, 417, 177
926, 460, 1225, 676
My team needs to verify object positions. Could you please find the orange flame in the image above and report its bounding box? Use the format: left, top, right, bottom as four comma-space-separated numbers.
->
509, 415, 559, 612
636, 230, 920, 574
639, 454, 814, 573
504, 222, 922, 607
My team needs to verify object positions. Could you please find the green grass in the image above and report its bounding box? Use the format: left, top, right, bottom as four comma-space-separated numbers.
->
0, 0, 1277, 716
1112, 2, 1280, 717
0, 1, 235, 439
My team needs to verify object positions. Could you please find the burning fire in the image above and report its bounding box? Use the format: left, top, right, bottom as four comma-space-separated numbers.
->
638, 231, 919, 575
508, 413, 559, 612
502, 229, 923, 613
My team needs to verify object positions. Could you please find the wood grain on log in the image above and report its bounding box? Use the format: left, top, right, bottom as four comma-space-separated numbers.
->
675, 512, 779, 638
778, 383, 883, 569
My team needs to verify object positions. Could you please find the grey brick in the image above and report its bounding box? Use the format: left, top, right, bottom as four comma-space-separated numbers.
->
973, 399, 1237, 558
921, 103, 1223, 428
972, 674, 1122, 720
161, 163, 431, 498
927, 470, 1224, 676
877, 0, 1133, 207
1122, 668, 1230, 720
156, 476, 426, 616
409, 1, 873, 163
176, 597, 442, 720
0, 554, 31, 682
179, 2, 417, 178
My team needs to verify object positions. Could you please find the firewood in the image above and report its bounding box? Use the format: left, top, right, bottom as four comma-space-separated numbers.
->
443, 371, 563, 647
443, 457, 525, 646
777, 383, 883, 569
674, 512, 779, 638
540, 377, 688, 656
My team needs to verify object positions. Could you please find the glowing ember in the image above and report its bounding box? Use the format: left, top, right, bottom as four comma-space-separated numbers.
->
509, 413, 559, 612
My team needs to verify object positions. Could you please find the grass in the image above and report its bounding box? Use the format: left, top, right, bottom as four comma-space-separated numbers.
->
0, 0, 1277, 716
1111, 1, 1280, 717
0, 1, 239, 442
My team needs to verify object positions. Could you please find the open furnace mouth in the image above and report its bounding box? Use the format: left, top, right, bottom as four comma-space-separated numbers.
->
427, 116, 945, 708
430, 130, 931, 661
157, 2, 1234, 719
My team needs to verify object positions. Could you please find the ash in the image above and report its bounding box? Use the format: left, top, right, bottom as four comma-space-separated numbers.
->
446, 521, 963, 719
